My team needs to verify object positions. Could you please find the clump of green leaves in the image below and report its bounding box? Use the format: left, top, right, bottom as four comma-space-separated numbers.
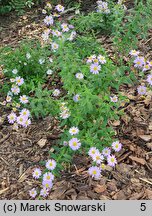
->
0, 0, 41, 15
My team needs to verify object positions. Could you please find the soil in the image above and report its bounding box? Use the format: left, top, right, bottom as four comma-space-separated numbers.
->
0, 1, 152, 200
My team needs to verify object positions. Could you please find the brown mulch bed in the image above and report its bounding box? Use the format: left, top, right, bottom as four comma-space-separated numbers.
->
0, 1, 152, 200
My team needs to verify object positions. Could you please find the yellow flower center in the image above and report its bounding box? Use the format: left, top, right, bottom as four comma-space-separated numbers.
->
46, 176, 50, 180
96, 156, 100, 160
73, 142, 77, 146
49, 162, 53, 167
92, 170, 97, 175
45, 183, 49, 188
111, 158, 115, 162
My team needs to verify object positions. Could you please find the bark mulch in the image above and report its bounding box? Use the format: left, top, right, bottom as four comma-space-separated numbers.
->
0, 2, 152, 200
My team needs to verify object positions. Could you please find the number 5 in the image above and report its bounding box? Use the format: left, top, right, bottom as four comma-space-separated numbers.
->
140, 203, 146, 211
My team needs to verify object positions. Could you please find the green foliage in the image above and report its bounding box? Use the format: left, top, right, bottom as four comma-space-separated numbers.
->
0, 41, 60, 118
0, 0, 41, 15
1, 0, 152, 180
110, 0, 152, 54
29, 84, 59, 118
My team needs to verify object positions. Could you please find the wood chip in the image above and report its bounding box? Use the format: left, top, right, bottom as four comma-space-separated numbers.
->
129, 191, 144, 200
37, 138, 47, 148
139, 135, 151, 142
146, 143, 152, 150
94, 185, 107, 193
145, 189, 152, 199
0, 187, 9, 195
129, 156, 146, 165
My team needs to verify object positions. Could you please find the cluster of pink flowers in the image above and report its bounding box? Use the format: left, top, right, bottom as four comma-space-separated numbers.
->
2, 61, 32, 129
68, 127, 81, 151
29, 159, 56, 198
42, 3, 76, 45
97, 1, 110, 14
86, 54, 106, 74
59, 102, 70, 119
88, 140, 122, 179
130, 50, 152, 95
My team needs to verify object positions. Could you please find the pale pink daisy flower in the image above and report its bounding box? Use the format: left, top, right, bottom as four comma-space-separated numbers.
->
32, 168, 42, 179
88, 166, 101, 179
86, 55, 96, 63
98, 55, 106, 64
88, 147, 100, 158
44, 29, 51, 35
73, 94, 80, 102
10, 78, 15, 83
29, 188, 37, 198
134, 56, 145, 68
11, 85, 20, 95
52, 30, 62, 37
53, 89, 60, 97
147, 74, 152, 86
55, 4, 64, 12
23, 119, 31, 128
43, 172, 54, 182
110, 95, 118, 102
16, 115, 27, 126
40, 187, 49, 197
93, 58, 99, 64
8, 112, 17, 124
46, 159, 56, 171
20, 108, 30, 118
137, 85, 147, 95
69, 127, 79, 135
92, 152, 104, 164
16, 76, 24, 86
51, 42, 59, 51
142, 64, 150, 72
12, 69, 18, 74
61, 23, 69, 32
102, 147, 111, 157
69, 138, 81, 150
42, 32, 49, 41
129, 50, 140, 56
90, 64, 101, 74
86, 57, 93, 63
44, 15, 54, 26
112, 141, 122, 152
42, 180, 53, 190
75, 73, 84, 80
60, 111, 70, 119
19, 95, 29, 104
107, 155, 117, 167
6, 95, 12, 102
